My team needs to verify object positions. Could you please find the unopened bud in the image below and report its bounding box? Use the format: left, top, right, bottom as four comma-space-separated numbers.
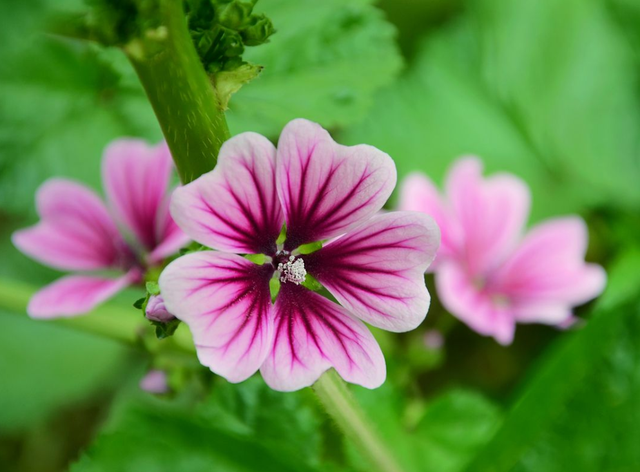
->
218, 1, 253, 29
145, 295, 175, 323
241, 14, 275, 46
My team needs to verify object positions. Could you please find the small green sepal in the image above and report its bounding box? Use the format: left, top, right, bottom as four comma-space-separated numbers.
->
146, 281, 160, 296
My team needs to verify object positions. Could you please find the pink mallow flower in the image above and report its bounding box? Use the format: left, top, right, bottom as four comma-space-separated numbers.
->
159, 119, 440, 391
12, 140, 189, 318
399, 157, 606, 345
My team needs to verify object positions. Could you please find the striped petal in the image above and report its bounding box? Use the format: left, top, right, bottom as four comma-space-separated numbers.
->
305, 212, 439, 332
103, 140, 177, 251
159, 252, 275, 383
170, 133, 283, 255
276, 119, 396, 251
260, 283, 385, 391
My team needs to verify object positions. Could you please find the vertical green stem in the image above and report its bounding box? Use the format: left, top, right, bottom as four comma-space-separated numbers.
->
127, 0, 230, 183
313, 370, 405, 472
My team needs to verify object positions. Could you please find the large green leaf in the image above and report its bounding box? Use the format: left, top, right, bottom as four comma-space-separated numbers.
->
70, 386, 325, 472
342, 0, 640, 220
0, 38, 160, 216
348, 384, 502, 472
199, 376, 324, 468
226, 0, 403, 136
0, 310, 139, 433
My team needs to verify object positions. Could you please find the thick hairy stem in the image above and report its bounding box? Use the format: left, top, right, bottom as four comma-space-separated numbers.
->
128, 0, 231, 183
313, 370, 406, 472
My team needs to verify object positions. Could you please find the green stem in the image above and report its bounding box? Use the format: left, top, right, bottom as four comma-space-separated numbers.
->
313, 370, 405, 472
0, 278, 196, 354
127, 0, 231, 183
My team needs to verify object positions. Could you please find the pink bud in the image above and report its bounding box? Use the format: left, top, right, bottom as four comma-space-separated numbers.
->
145, 295, 175, 323
139, 369, 169, 394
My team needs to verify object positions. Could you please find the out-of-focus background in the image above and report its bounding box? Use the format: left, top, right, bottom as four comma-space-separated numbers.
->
1, 0, 639, 471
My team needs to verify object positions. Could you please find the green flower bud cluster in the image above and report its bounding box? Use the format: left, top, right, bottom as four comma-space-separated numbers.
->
186, 0, 275, 74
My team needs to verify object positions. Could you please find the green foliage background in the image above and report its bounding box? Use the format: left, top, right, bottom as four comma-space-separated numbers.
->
0, 0, 638, 471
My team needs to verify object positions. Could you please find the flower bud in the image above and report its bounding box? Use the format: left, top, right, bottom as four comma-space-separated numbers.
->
241, 14, 275, 46
145, 295, 175, 323
139, 369, 169, 394
218, 1, 253, 29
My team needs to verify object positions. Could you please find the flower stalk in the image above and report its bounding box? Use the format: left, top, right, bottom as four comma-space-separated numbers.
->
313, 370, 405, 472
126, 0, 231, 183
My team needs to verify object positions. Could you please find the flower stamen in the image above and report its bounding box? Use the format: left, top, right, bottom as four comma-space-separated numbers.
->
278, 255, 307, 285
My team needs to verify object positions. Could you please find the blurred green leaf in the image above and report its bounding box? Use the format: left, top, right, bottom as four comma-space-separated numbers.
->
70, 389, 323, 472
226, 0, 403, 136
342, 0, 640, 220
0, 37, 159, 215
349, 384, 502, 472
200, 376, 324, 467
0, 310, 139, 433
0, 0, 159, 216
465, 280, 640, 470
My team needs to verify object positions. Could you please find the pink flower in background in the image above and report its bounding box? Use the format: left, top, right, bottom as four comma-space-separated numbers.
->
160, 119, 440, 391
399, 157, 606, 345
12, 140, 189, 318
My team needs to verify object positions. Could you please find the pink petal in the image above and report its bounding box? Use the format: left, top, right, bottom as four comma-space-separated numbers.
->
276, 119, 396, 251
436, 262, 515, 345
304, 212, 439, 332
12, 179, 124, 271
445, 157, 530, 276
398, 173, 460, 267
169, 133, 283, 255
159, 252, 275, 383
148, 194, 191, 263
27, 271, 135, 319
260, 283, 385, 392
511, 301, 572, 325
490, 217, 606, 305
102, 139, 174, 251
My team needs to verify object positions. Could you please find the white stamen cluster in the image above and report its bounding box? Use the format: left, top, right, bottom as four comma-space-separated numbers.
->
278, 255, 307, 285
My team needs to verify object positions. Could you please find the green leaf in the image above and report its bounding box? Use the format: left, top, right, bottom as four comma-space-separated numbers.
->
201, 376, 324, 467
226, 0, 403, 136
133, 297, 146, 309
464, 279, 640, 471
0, 309, 140, 433
348, 384, 502, 472
342, 0, 640, 219
145, 281, 160, 296
0, 27, 159, 215
71, 384, 323, 472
